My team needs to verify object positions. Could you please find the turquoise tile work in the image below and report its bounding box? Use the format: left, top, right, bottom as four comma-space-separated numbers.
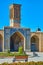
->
4, 27, 30, 52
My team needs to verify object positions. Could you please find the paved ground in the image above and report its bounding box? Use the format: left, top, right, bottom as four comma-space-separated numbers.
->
0, 52, 43, 64
26, 52, 43, 62
0, 58, 13, 64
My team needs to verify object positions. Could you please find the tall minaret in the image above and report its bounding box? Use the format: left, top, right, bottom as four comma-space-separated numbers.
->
10, 4, 21, 27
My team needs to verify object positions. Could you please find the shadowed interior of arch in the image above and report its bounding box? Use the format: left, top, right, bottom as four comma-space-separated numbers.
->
31, 35, 39, 52
0, 34, 3, 52
10, 32, 24, 52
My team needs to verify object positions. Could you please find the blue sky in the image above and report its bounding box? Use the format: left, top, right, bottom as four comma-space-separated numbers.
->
0, 0, 43, 31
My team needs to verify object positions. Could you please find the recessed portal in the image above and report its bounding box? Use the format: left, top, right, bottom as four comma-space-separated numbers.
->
0, 34, 3, 52
31, 35, 39, 52
10, 32, 24, 52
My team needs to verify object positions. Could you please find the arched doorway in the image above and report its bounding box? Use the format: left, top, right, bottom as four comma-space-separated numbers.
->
31, 35, 39, 52
10, 32, 24, 52
0, 34, 3, 52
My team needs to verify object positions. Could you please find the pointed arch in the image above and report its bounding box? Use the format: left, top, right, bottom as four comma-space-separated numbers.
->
0, 34, 3, 52
31, 35, 39, 52
10, 31, 25, 52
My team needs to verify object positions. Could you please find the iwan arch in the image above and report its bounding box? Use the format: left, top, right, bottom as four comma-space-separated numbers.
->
10, 31, 25, 51
31, 31, 43, 52
0, 4, 43, 52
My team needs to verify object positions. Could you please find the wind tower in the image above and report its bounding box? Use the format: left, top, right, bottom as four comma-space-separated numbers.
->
10, 4, 21, 27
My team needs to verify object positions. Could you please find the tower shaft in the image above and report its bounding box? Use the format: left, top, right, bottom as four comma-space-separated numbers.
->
10, 4, 21, 27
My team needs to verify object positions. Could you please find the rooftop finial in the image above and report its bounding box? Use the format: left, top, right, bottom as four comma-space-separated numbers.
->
36, 27, 41, 32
